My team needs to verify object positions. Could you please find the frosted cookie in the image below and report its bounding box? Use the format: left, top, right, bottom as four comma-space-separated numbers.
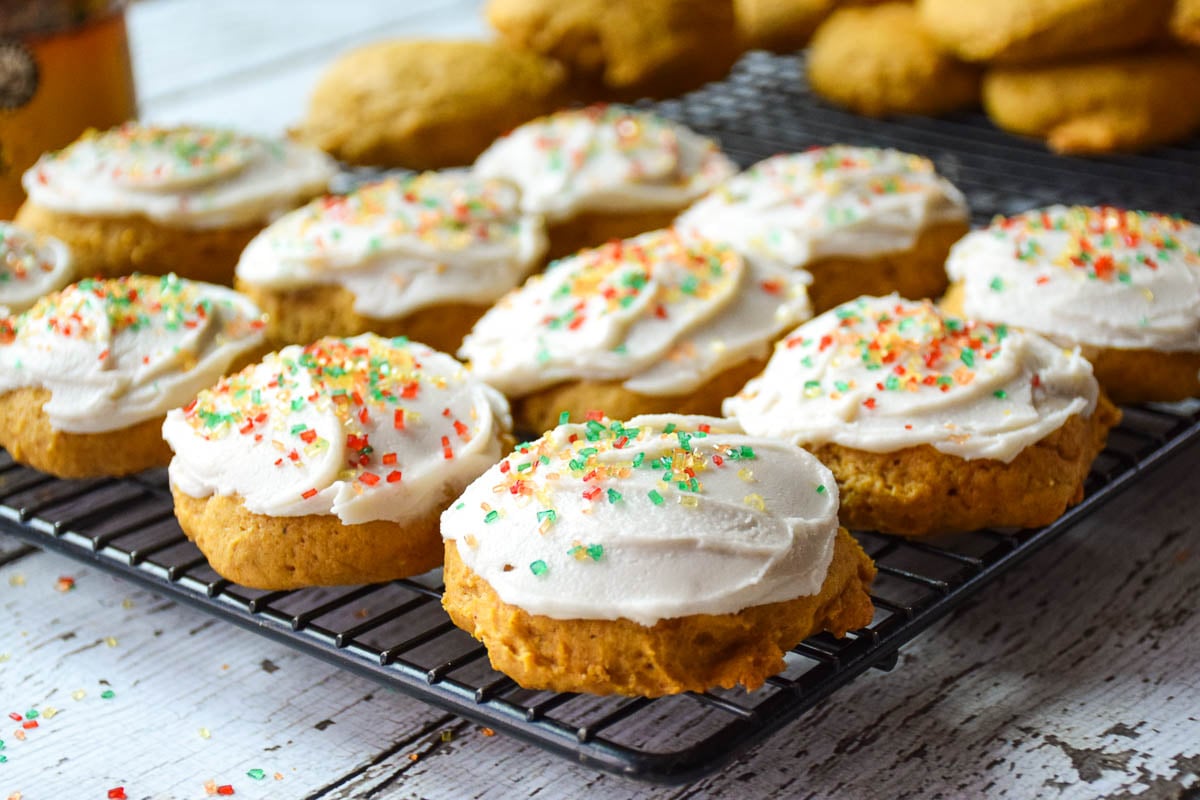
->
677, 146, 968, 313
473, 105, 737, 260
235, 172, 547, 353
0, 274, 266, 478
164, 334, 512, 590
0, 222, 73, 316
943, 206, 1200, 404
297, 40, 566, 170
486, 0, 740, 101
915, 0, 1173, 65
807, 3, 981, 117
441, 413, 876, 697
724, 296, 1121, 537
459, 228, 811, 432
15, 124, 335, 285
982, 51, 1200, 156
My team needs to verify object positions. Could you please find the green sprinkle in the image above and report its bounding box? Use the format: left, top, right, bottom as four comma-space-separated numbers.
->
516, 461, 533, 472
530, 560, 548, 576
993, 390, 1007, 399
484, 510, 500, 524
586, 544, 604, 562
677, 431, 693, 452
648, 489, 665, 506
884, 375, 900, 391
290, 423, 307, 435
290, 397, 305, 411
607, 488, 622, 503
663, 423, 677, 434
100, 690, 115, 700
989, 276, 1004, 292
248, 769, 266, 781
539, 455, 550, 465
0, 755, 6, 763
834, 380, 850, 393
537, 509, 557, 524
739, 446, 756, 459
455, 502, 465, 510
558, 411, 570, 425
816, 484, 826, 494
24, 710, 37, 720
961, 349, 976, 368
632, 453, 645, 468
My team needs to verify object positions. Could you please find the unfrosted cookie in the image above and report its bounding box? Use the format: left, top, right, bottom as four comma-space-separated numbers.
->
677, 146, 968, 312
724, 296, 1120, 537
0, 274, 267, 478
15, 124, 335, 284
459, 229, 811, 432
807, 3, 980, 117
915, 0, 1173, 65
297, 40, 567, 170
441, 413, 876, 696
982, 50, 1200, 155
943, 206, 1200, 404
235, 171, 547, 353
1172, 0, 1200, 45
474, 105, 737, 260
0, 222, 73, 316
736, 0, 835, 53
163, 334, 512, 589
486, 0, 740, 100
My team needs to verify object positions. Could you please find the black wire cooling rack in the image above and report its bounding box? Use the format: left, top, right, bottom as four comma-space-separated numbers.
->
3, 52, 1200, 784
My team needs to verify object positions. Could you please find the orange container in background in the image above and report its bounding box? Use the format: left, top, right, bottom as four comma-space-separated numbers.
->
0, 0, 137, 218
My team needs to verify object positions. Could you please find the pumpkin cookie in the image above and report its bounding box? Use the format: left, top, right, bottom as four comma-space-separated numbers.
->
982, 50, 1200, 155
15, 124, 335, 285
677, 146, 968, 312
474, 105, 736, 260
807, 3, 980, 117
943, 206, 1200, 404
163, 334, 512, 589
915, 0, 1173, 65
486, 0, 740, 100
0, 221, 73, 316
235, 171, 547, 353
724, 296, 1120, 537
297, 40, 567, 169
441, 413, 877, 696
0, 274, 266, 478
459, 229, 810, 433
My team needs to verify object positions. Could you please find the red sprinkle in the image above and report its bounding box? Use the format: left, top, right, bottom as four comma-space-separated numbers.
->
386, 470, 402, 483
453, 420, 470, 440
863, 398, 877, 410
299, 429, 317, 444
108, 789, 127, 800
441, 436, 454, 460
360, 472, 380, 487
217, 786, 235, 796
583, 486, 602, 501
22, 720, 37, 729
393, 409, 406, 430
382, 453, 397, 466
301, 488, 318, 500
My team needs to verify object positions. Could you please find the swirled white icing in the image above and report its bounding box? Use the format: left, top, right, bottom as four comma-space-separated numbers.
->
459, 229, 811, 397
235, 172, 547, 319
0, 274, 266, 433
677, 146, 968, 266
0, 222, 73, 316
723, 295, 1099, 463
441, 414, 840, 625
945, 205, 1200, 353
473, 105, 738, 222
163, 334, 512, 525
22, 124, 336, 229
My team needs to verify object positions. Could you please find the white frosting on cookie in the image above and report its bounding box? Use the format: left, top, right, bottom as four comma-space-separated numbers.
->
946, 205, 1200, 353
0, 222, 73, 316
677, 146, 968, 267
235, 172, 547, 319
163, 334, 511, 525
0, 274, 266, 433
442, 414, 840, 625
23, 124, 336, 229
724, 295, 1099, 463
459, 229, 811, 397
473, 105, 738, 222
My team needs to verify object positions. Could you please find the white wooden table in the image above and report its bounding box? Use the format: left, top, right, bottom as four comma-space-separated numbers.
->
2, 3, 1199, 798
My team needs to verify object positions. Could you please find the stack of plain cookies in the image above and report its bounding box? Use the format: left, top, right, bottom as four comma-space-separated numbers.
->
803, 0, 1200, 155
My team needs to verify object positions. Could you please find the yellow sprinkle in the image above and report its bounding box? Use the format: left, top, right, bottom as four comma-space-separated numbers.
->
71, 689, 86, 701
678, 496, 699, 509
199, 727, 211, 739
743, 493, 766, 511
8, 574, 25, 587
1142, 288, 1155, 302
121, 598, 134, 609
0, 654, 7, 663
41, 707, 58, 719
737, 468, 756, 483
105, 636, 118, 648
464, 534, 478, 548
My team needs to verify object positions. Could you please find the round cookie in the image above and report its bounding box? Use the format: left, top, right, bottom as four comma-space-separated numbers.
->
807, 3, 980, 117
982, 50, 1200, 155
943, 206, 1200, 404
458, 228, 811, 433
1172, 0, 1200, 45
163, 334, 512, 590
235, 171, 547, 353
915, 0, 1173, 65
0, 274, 267, 478
297, 40, 567, 170
441, 414, 877, 696
735, 0, 835, 53
724, 295, 1121, 537
15, 124, 335, 285
0, 222, 73, 316
485, 0, 740, 100
474, 105, 737, 260
676, 146, 968, 313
